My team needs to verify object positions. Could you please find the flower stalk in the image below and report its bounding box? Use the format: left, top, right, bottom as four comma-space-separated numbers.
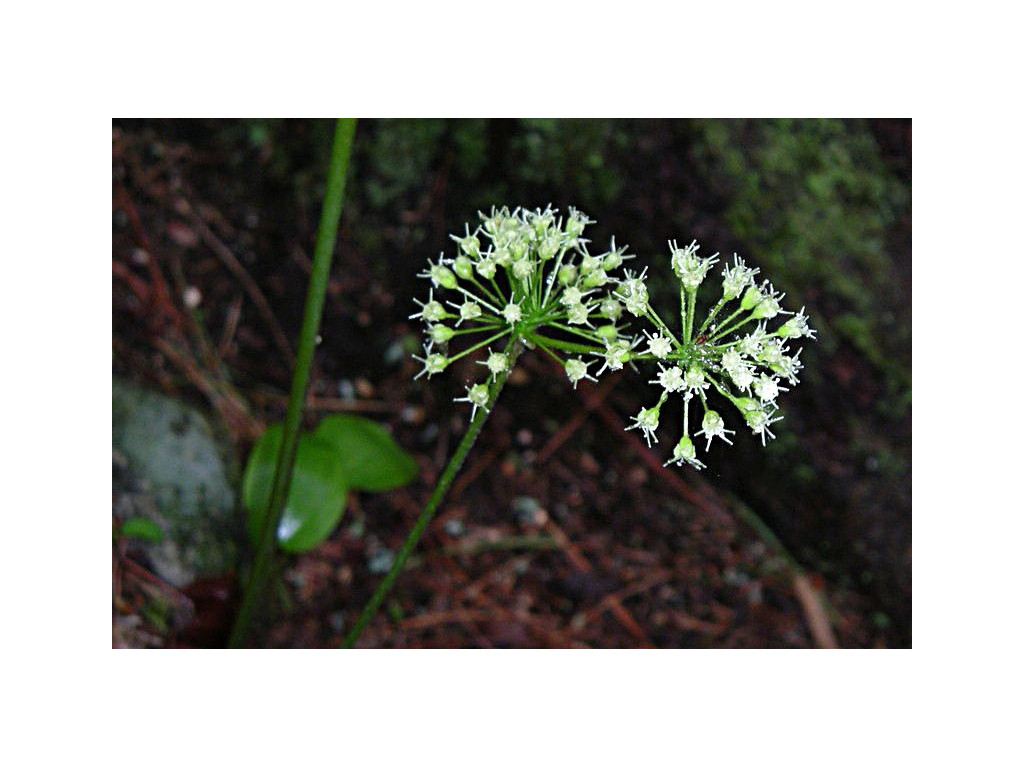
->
341, 335, 523, 647
342, 205, 637, 646
228, 118, 356, 647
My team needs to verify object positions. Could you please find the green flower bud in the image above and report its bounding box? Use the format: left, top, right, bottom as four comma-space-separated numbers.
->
430, 264, 458, 290
453, 255, 474, 280
428, 324, 455, 344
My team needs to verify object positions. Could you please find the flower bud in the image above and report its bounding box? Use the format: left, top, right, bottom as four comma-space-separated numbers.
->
564, 358, 590, 388
600, 297, 623, 320
430, 264, 458, 290
428, 324, 455, 344
582, 269, 609, 288
466, 383, 489, 407
453, 255, 474, 280
502, 302, 523, 324
425, 353, 449, 375
422, 300, 446, 323
740, 284, 763, 311
485, 351, 510, 375
459, 301, 482, 323
476, 256, 497, 280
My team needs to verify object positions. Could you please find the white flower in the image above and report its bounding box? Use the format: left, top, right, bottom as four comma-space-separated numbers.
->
475, 255, 498, 280
753, 374, 787, 403
580, 253, 603, 274
729, 364, 755, 391
757, 338, 786, 366
721, 255, 758, 300
751, 292, 784, 320
459, 301, 482, 324
777, 307, 816, 339
561, 286, 587, 306
683, 365, 709, 393
597, 338, 636, 375
566, 302, 591, 326
453, 383, 491, 419
695, 410, 735, 451
502, 301, 523, 324
602, 237, 630, 270
414, 352, 449, 379
582, 268, 609, 288
669, 239, 718, 291
616, 269, 649, 316
410, 290, 448, 323
450, 227, 481, 259
720, 347, 744, 373
772, 348, 804, 384
600, 296, 623, 321
646, 332, 673, 359
736, 398, 782, 445
564, 358, 595, 389
482, 350, 510, 377
626, 406, 661, 447
664, 435, 705, 469
511, 258, 535, 281
653, 365, 685, 392
738, 326, 767, 357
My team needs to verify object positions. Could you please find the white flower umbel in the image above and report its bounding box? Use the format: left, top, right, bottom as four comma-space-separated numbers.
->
619, 239, 816, 469
412, 206, 640, 411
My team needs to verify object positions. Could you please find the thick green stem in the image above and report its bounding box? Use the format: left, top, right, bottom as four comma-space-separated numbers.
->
341, 335, 524, 647
228, 118, 357, 648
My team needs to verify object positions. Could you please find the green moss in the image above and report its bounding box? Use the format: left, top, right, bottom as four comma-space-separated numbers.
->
691, 119, 910, 409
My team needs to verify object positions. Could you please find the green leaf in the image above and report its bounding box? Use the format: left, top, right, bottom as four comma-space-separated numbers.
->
118, 516, 164, 543
242, 425, 349, 554
312, 414, 418, 492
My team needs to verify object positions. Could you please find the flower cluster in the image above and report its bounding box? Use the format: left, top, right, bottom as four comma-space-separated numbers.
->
410, 206, 639, 416
620, 240, 816, 469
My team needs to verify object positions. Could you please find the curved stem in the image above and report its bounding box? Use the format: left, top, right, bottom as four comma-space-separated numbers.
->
341, 335, 524, 647
228, 118, 357, 648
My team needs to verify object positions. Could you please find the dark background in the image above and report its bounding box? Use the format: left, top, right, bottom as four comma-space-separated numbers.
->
112, 118, 911, 648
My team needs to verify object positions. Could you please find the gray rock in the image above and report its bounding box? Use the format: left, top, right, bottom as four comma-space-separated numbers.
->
113, 378, 241, 586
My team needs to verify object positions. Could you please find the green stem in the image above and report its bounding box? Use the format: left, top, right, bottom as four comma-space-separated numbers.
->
710, 312, 756, 342
228, 118, 357, 648
684, 289, 697, 345
341, 335, 524, 647
525, 331, 602, 355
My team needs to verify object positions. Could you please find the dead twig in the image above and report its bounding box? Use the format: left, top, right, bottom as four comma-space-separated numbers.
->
154, 337, 263, 443
180, 196, 295, 365
544, 518, 655, 648
574, 569, 673, 629
791, 573, 839, 649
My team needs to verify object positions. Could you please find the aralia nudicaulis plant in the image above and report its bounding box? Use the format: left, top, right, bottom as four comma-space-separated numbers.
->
342, 205, 639, 645
342, 209, 815, 646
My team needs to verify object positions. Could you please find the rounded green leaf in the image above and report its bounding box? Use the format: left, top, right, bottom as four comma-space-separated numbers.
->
312, 415, 418, 492
243, 425, 349, 554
